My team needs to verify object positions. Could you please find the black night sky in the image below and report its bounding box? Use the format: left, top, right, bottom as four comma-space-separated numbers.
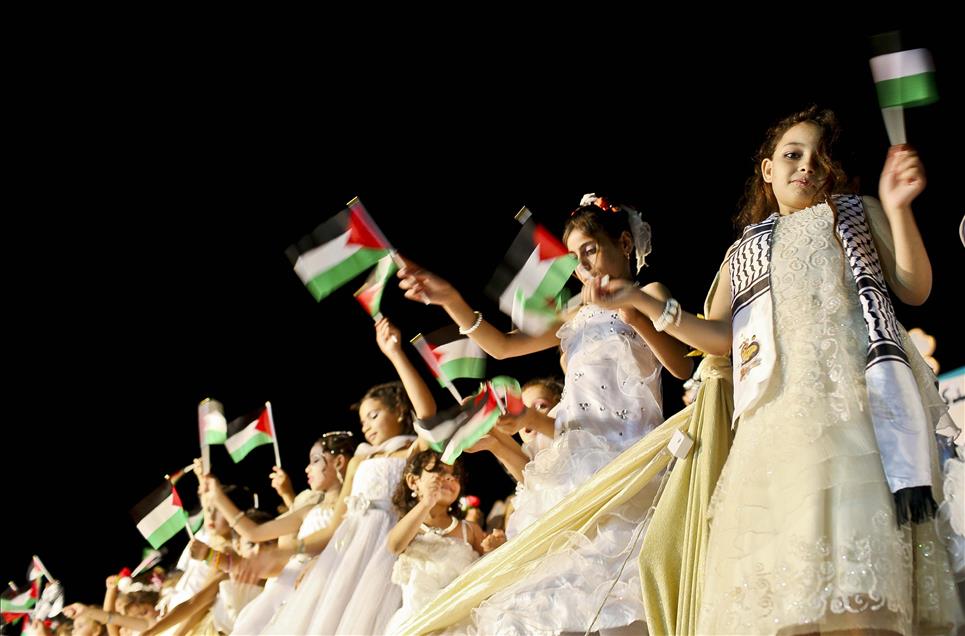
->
3, 19, 961, 605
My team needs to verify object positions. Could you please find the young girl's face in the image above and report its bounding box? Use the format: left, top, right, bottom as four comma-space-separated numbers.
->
358, 397, 403, 446
520, 385, 559, 444
412, 459, 461, 507
305, 443, 342, 492
763, 121, 828, 215
204, 497, 231, 537
566, 228, 631, 284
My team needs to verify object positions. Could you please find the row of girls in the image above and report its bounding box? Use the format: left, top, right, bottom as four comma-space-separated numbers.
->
56, 315, 519, 636
57, 106, 963, 636
385, 107, 963, 635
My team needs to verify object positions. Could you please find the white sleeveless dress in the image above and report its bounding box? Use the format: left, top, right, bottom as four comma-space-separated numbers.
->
230, 504, 333, 634
264, 438, 410, 635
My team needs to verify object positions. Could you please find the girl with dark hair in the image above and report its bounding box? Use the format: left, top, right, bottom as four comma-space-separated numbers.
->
588, 108, 960, 634
384, 450, 504, 633
395, 195, 691, 633
261, 317, 436, 635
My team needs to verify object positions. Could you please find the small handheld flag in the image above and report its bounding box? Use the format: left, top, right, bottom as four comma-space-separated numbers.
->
225, 405, 274, 464
354, 253, 399, 321
411, 324, 487, 404
486, 216, 577, 335
413, 376, 523, 464
870, 32, 938, 145
287, 198, 392, 302
131, 482, 189, 549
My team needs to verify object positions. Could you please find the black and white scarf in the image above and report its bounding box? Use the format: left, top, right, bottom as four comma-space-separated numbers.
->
728, 194, 935, 524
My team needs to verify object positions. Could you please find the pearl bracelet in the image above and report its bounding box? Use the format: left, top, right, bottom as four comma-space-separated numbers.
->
653, 298, 680, 332
458, 311, 483, 335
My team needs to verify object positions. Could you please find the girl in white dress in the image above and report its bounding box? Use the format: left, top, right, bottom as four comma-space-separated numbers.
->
384, 450, 505, 634
590, 108, 962, 634
225, 431, 357, 634
261, 317, 436, 635
396, 200, 692, 633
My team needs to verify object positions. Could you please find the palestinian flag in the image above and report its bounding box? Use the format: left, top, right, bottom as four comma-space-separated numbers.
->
870, 45, 937, 109
510, 287, 573, 337
413, 377, 521, 464
287, 198, 392, 302
0, 612, 26, 625
354, 253, 398, 318
225, 407, 273, 463
486, 219, 577, 334
439, 382, 505, 465
198, 398, 227, 445
414, 384, 499, 462
412, 324, 486, 387
131, 482, 188, 549
1, 588, 37, 616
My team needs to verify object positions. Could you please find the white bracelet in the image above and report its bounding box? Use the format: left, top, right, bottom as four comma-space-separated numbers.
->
653, 298, 680, 332
458, 311, 483, 335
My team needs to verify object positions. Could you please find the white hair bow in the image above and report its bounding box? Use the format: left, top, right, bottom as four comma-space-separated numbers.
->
580, 193, 651, 274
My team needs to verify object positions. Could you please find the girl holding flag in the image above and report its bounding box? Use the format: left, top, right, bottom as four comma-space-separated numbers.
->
257, 317, 435, 635
202, 431, 357, 634
584, 108, 961, 634
395, 198, 691, 634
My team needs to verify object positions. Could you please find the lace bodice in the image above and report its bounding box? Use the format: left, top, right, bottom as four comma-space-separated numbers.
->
753, 204, 869, 439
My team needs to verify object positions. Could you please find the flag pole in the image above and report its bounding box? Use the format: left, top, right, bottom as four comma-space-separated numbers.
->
881, 106, 906, 145
265, 401, 282, 469
198, 398, 213, 475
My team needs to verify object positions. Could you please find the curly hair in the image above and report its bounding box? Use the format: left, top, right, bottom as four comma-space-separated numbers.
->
735, 106, 851, 230
392, 450, 466, 519
351, 381, 415, 434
